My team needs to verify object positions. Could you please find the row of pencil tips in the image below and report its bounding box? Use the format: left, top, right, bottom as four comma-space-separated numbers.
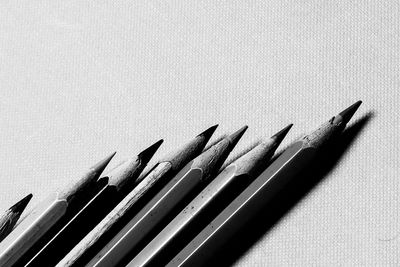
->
0, 100, 362, 267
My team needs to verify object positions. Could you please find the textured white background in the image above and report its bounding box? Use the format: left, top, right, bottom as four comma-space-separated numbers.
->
0, 1, 399, 266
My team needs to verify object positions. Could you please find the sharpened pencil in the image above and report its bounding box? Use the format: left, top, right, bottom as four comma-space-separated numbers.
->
0, 194, 33, 243
0, 152, 116, 267
57, 125, 218, 267
167, 101, 362, 267
25, 140, 163, 267
88, 125, 248, 267
129, 124, 292, 267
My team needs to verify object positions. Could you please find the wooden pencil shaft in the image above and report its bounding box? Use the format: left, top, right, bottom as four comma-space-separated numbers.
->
88, 164, 204, 267
168, 141, 314, 267
167, 103, 361, 267
0, 153, 115, 266
25, 185, 120, 267
55, 162, 176, 267
13, 182, 103, 266
26, 151, 152, 267
0, 193, 68, 267
130, 166, 250, 267
89, 127, 246, 267
129, 131, 286, 267
56, 126, 218, 267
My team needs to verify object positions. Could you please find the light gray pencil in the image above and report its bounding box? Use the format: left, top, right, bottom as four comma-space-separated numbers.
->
88, 125, 248, 267
129, 124, 292, 267
57, 125, 218, 267
0, 194, 33, 243
0, 152, 115, 267
167, 101, 362, 267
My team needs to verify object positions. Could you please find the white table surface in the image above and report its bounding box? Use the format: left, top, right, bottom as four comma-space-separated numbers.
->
0, 1, 398, 265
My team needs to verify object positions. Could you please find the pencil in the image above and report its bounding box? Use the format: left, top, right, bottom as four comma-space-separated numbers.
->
57, 125, 218, 267
25, 140, 163, 266
88, 125, 247, 267
129, 124, 292, 267
167, 101, 362, 267
0, 152, 116, 267
0, 194, 33, 243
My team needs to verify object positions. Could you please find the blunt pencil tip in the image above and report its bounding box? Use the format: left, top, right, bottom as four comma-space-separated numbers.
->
11, 193, 33, 213
272, 124, 293, 144
338, 100, 362, 124
138, 139, 164, 163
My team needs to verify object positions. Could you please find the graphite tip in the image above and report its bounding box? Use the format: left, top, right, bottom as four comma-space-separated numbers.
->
228, 125, 248, 147
192, 125, 247, 179
10, 193, 33, 214
338, 100, 362, 124
158, 125, 219, 172
91, 151, 117, 175
197, 124, 219, 141
272, 124, 293, 144
138, 139, 164, 164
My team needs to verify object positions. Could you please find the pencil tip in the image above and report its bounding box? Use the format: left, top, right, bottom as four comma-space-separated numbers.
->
338, 100, 362, 124
138, 139, 164, 164
197, 124, 218, 141
272, 124, 293, 144
228, 125, 248, 146
11, 193, 33, 213
91, 151, 116, 175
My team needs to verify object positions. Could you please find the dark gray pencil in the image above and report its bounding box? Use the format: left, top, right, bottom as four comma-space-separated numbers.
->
88, 125, 248, 267
57, 125, 218, 267
25, 140, 163, 267
0, 152, 116, 267
0, 194, 33, 243
129, 124, 292, 267
167, 101, 362, 267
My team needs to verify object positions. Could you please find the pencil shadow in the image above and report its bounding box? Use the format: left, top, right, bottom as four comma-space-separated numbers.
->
206, 112, 373, 267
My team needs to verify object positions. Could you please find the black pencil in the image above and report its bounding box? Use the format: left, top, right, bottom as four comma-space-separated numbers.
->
167, 101, 362, 267
0, 194, 33, 243
129, 124, 292, 267
0, 152, 115, 266
57, 125, 218, 267
25, 140, 163, 266
88, 125, 247, 267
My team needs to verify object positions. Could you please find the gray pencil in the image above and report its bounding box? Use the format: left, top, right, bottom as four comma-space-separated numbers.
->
129, 124, 292, 267
167, 101, 362, 267
57, 125, 218, 267
25, 140, 163, 267
0, 152, 116, 266
0, 194, 33, 243
88, 125, 248, 267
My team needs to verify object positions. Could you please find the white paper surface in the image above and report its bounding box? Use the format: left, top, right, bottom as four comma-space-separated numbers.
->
0, 1, 398, 265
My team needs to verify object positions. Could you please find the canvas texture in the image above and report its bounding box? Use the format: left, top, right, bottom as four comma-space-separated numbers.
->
0, 1, 398, 265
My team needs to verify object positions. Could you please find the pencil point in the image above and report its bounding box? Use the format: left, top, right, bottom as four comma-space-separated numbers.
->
91, 152, 117, 175
10, 193, 33, 214
138, 139, 164, 164
228, 125, 248, 147
338, 100, 362, 124
197, 124, 218, 141
272, 124, 293, 145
